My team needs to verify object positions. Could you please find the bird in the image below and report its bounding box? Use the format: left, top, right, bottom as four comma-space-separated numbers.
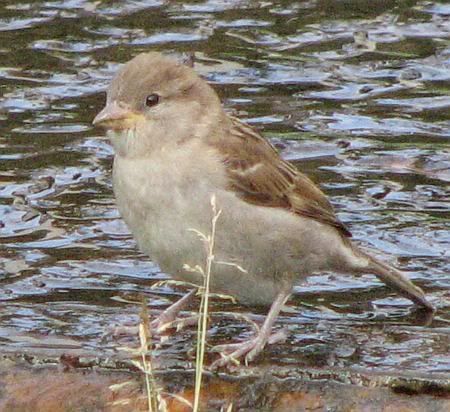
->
93, 52, 434, 368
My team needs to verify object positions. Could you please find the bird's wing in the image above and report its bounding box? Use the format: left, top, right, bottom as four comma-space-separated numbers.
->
207, 116, 352, 238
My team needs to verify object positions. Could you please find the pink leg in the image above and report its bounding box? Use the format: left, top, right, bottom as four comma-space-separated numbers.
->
151, 289, 196, 333
210, 288, 291, 369
112, 289, 196, 337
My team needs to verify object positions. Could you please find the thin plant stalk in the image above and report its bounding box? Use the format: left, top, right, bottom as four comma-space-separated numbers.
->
139, 299, 160, 412
193, 195, 221, 412
140, 325, 154, 412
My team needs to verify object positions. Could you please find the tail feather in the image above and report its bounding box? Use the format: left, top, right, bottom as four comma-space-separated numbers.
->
361, 252, 434, 312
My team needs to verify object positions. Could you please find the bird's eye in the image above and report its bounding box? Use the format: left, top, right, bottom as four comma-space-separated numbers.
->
145, 93, 160, 107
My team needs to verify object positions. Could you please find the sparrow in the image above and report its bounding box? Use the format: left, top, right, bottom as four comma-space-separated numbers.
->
93, 52, 434, 368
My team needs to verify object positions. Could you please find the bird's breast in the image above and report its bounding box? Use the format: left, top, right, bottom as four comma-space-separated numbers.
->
111, 141, 227, 274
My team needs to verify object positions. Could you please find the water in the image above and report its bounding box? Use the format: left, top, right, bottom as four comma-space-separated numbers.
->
0, 0, 449, 375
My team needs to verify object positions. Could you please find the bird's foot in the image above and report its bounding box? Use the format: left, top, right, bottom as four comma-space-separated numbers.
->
110, 290, 197, 338
152, 313, 199, 334
210, 328, 287, 369
150, 289, 196, 333
210, 288, 291, 369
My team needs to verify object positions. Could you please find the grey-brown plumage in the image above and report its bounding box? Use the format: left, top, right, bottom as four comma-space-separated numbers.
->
93, 52, 433, 367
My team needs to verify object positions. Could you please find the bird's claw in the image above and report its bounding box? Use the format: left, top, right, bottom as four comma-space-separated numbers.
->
210, 328, 288, 370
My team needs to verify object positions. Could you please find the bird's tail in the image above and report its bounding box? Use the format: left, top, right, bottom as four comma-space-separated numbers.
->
357, 251, 434, 312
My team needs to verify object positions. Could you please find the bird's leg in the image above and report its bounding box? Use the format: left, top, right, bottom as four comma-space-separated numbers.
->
210, 288, 291, 369
151, 289, 196, 333
112, 289, 196, 337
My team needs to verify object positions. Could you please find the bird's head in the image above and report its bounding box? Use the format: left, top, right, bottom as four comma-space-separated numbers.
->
93, 52, 224, 157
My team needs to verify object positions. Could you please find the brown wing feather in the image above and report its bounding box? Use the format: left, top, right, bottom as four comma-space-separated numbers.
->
207, 116, 352, 238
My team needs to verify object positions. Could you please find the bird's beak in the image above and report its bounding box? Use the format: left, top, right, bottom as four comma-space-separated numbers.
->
93, 101, 143, 130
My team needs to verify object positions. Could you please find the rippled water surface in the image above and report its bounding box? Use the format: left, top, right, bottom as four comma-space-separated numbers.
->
0, 0, 449, 375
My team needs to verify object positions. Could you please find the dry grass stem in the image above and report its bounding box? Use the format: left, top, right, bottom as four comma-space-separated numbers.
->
151, 279, 199, 290
130, 299, 166, 412
193, 194, 222, 412
214, 260, 248, 274
111, 299, 167, 412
